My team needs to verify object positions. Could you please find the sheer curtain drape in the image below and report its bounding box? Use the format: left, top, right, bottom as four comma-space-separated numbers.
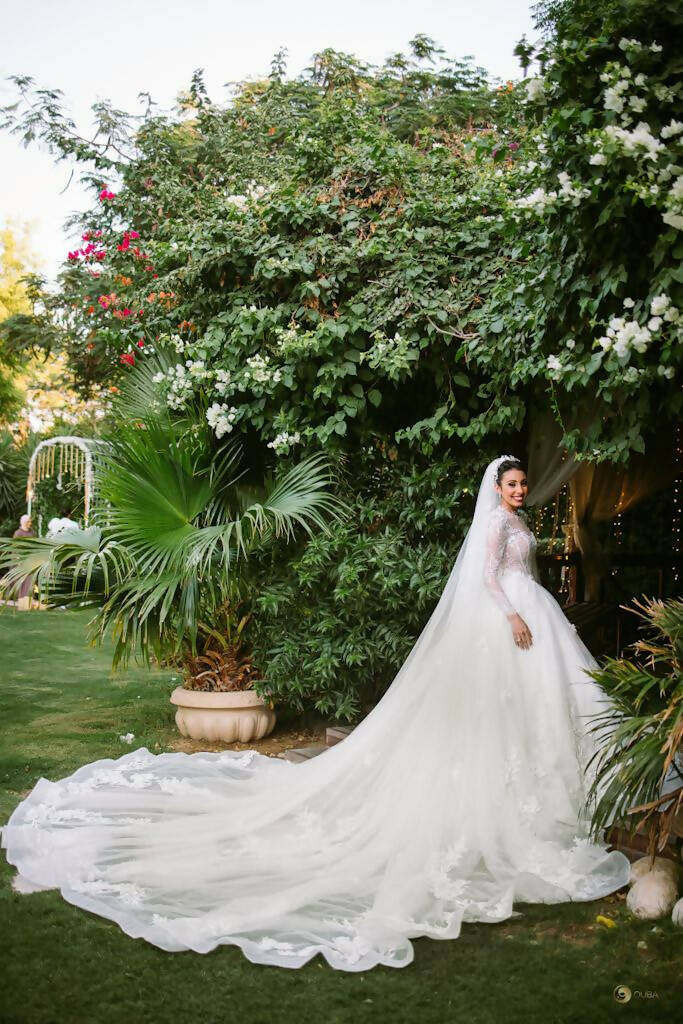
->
526, 410, 679, 600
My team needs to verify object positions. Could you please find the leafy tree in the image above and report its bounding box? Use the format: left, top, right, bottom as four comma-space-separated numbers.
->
0, 220, 41, 422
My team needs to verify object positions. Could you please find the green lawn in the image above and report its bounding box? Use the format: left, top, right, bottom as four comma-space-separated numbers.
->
0, 607, 680, 1024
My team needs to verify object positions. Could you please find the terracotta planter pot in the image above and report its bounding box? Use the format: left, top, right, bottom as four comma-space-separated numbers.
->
170, 686, 276, 743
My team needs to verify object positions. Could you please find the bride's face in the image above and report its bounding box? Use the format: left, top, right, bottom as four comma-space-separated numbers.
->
496, 468, 528, 511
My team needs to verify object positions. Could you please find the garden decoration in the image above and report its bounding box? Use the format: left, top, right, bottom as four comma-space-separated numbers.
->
26, 435, 106, 532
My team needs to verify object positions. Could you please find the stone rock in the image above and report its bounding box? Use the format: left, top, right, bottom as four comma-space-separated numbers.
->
627, 873, 678, 920
672, 896, 683, 927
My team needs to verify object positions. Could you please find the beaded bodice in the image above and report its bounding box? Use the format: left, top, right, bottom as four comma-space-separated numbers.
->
483, 504, 539, 617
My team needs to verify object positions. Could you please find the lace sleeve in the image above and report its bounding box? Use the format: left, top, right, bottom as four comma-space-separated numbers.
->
483, 509, 517, 618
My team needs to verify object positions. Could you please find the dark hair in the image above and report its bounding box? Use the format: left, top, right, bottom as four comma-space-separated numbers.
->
495, 458, 526, 487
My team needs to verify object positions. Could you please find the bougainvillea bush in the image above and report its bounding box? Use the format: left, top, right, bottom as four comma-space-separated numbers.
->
1, 3, 680, 716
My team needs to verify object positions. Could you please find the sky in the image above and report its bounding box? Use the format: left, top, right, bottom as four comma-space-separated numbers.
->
1, 0, 537, 285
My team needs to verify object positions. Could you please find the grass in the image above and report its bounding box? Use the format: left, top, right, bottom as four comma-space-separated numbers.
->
0, 607, 681, 1024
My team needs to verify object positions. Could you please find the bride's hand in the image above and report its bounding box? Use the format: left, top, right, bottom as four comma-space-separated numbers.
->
509, 613, 533, 650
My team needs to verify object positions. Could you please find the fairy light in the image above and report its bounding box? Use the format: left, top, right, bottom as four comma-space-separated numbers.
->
674, 422, 681, 587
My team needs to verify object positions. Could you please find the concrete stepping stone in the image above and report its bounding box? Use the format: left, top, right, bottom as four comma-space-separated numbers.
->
325, 725, 354, 746
278, 742, 329, 763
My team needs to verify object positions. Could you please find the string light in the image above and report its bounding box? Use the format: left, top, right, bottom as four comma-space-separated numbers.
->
673, 421, 681, 587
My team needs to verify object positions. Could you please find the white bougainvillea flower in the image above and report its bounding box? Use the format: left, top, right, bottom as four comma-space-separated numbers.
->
524, 78, 545, 103
650, 294, 671, 316
604, 88, 625, 113
662, 211, 683, 230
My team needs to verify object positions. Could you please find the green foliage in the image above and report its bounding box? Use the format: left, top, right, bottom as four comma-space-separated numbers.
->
0, 385, 347, 677
1, 6, 680, 716
583, 595, 682, 853
249, 447, 487, 718
0, 430, 28, 534
5, 10, 678, 464
473, 0, 683, 462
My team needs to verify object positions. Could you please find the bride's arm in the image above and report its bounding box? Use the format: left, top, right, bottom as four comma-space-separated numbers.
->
483, 510, 517, 618
484, 510, 533, 649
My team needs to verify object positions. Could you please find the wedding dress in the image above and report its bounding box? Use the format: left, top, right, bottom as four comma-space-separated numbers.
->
1, 455, 631, 971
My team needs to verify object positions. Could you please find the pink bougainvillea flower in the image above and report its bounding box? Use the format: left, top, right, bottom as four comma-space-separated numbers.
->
82, 231, 91, 241
121, 308, 132, 317
94, 250, 106, 261
119, 352, 135, 366
136, 339, 145, 348
99, 189, 116, 201
128, 230, 140, 239
67, 251, 79, 261
93, 230, 103, 238
508, 141, 520, 151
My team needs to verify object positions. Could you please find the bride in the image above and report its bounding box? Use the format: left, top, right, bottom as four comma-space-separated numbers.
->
1, 454, 631, 971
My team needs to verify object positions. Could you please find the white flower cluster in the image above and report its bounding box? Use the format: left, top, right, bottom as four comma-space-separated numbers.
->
524, 78, 545, 104
514, 186, 557, 214
225, 180, 269, 211
596, 293, 678, 371
557, 171, 591, 205
618, 38, 663, 55
603, 122, 665, 161
214, 368, 232, 396
240, 353, 282, 387
274, 322, 320, 358
266, 430, 301, 455
513, 171, 590, 215
360, 330, 417, 379
185, 359, 211, 379
152, 363, 197, 410
169, 333, 186, 353
589, 45, 683, 231
206, 403, 238, 438
545, 294, 679, 382
516, 40, 683, 234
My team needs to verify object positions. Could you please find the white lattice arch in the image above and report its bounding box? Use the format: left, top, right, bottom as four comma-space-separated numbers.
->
26, 436, 105, 527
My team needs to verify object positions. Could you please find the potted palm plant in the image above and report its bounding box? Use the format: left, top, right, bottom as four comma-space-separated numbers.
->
169, 602, 276, 743
0, 367, 347, 743
582, 595, 683, 860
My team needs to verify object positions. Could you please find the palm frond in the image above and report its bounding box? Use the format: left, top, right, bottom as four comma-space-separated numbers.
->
580, 595, 683, 856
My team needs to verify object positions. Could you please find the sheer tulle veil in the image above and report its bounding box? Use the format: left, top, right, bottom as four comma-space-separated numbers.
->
362, 453, 520, 709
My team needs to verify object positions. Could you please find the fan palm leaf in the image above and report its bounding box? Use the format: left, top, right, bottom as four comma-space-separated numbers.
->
580, 596, 683, 857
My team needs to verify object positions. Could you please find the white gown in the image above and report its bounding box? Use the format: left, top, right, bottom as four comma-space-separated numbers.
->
0, 474, 632, 971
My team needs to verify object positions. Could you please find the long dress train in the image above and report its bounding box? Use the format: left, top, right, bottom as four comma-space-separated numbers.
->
0, 471, 631, 971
